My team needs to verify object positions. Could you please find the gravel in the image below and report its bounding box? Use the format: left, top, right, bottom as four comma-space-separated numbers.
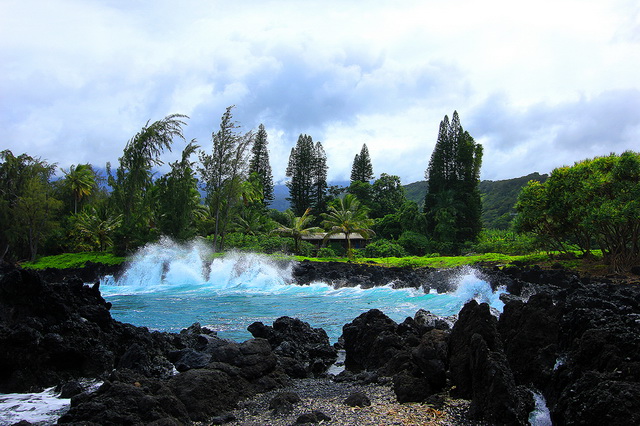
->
224, 378, 490, 425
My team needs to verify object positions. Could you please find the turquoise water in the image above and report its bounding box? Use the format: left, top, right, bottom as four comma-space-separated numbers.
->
101, 239, 506, 342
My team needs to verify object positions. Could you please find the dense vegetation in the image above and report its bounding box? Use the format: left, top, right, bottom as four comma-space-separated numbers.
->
515, 152, 640, 272
2, 106, 638, 274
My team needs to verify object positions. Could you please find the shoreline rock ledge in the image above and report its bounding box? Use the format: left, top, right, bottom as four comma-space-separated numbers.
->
0, 262, 639, 425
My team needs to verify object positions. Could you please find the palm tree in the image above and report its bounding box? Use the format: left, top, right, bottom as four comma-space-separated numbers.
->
62, 164, 97, 213
73, 206, 122, 251
273, 208, 323, 254
321, 194, 375, 258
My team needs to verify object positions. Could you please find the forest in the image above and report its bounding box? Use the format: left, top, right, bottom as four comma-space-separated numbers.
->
1, 107, 639, 273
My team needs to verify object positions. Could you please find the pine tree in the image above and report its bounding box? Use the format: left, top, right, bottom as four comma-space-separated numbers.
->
248, 124, 274, 205
350, 144, 374, 183
286, 134, 329, 216
424, 111, 483, 253
311, 141, 328, 212
198, 106, 253, 251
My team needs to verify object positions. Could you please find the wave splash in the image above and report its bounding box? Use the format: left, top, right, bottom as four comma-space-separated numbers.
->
100, 239, 507, 341
102, 238, 294, 296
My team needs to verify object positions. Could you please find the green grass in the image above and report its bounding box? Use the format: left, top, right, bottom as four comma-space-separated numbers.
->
287, 252, 553, 268
19, 249, 605, 274
22, 252, 127, 270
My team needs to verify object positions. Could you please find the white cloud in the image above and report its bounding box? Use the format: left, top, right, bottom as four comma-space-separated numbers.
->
1, 0, 639, 184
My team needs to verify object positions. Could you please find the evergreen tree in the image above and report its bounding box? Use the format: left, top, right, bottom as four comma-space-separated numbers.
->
286, 134, 328, 216
311, 141, 328, 212
248, 124, 274, 205
198, 106, 253, 251
350, 143, 374, 183
424, 111, 483, 253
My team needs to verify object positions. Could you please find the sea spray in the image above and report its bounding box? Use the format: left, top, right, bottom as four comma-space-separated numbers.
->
100, 239, 509, 341
528, 391, 552, 426
0, 388, 70, 425
451, 266, 507, 313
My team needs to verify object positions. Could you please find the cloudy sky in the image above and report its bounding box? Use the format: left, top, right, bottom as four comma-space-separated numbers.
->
2, 0, 639, 184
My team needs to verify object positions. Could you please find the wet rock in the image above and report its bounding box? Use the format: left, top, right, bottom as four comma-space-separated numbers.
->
341, 309, 448, 402
291, 260, 436, 290
498, 292, 560, 389
295, 410, 331, 423
269, 391, 301, 415
169, 348, 211, 372
342, 309, 402, 372
168, 368, 249, 421
344, 391, 371, 407
59, 378, 190, 425
248, 316, 337, 378
413, 309, 454, 331
449, 300, 530, 424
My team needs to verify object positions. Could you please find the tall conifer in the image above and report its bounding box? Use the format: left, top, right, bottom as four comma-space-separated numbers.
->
350, 144, 374, 183
248, 124, 274, 205
286, 134, 329, 216
424, 111, 483, 252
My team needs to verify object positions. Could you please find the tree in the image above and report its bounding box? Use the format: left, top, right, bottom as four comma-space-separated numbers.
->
198, 106, 253, 251
321, 194, 375, 258
424, 111, 483, 253
350, 143, 374, 183
108, 113, 187, 252
62, 164, 97, 214
285, 134, 328, 216
156, 140, 200, 241
71, 205, 122, 252
14, 172, 62, 260
371, 173, 406, 218
311, 141, 328, 212
248, 124, 274, 206
0, 150, 59, 261
515, 152, 640, 272
273, 208, 323, 254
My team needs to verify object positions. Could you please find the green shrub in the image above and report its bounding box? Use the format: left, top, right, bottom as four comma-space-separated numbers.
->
472, 229, 538, 255
316, 247, 337, 258
217, 232, 297, 254
397, 231, 434, 256
364, 239, 407, 258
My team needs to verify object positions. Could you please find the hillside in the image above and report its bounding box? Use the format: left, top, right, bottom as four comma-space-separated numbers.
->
478, 172, 548, 229
401, 173, 548, 229
271, 174, 547, 230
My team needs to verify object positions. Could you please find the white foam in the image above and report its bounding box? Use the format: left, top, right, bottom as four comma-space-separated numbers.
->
0, 387, 70, 425
529, 391, 552, 426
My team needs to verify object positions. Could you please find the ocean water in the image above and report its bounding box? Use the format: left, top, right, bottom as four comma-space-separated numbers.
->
100, 238, 507, 342
0, 239, 527, 425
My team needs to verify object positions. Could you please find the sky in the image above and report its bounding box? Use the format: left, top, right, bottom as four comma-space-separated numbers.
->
1, 0, 639, 185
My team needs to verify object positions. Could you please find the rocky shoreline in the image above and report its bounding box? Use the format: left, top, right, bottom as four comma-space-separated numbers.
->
1, 260, 639, 425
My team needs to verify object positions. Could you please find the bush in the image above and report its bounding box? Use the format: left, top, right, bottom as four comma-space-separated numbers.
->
217, 232, 297, 254
472, 229, 538, 255
397, 231, 434, 256
364, 239, 407, 258
316, 247, 337, 258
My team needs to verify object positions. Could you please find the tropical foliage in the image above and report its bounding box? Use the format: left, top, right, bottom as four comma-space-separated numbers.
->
321, 194, 375, 258
515, 151, 640, 272
3, 104, 638, 277
273, 208, 323, 254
